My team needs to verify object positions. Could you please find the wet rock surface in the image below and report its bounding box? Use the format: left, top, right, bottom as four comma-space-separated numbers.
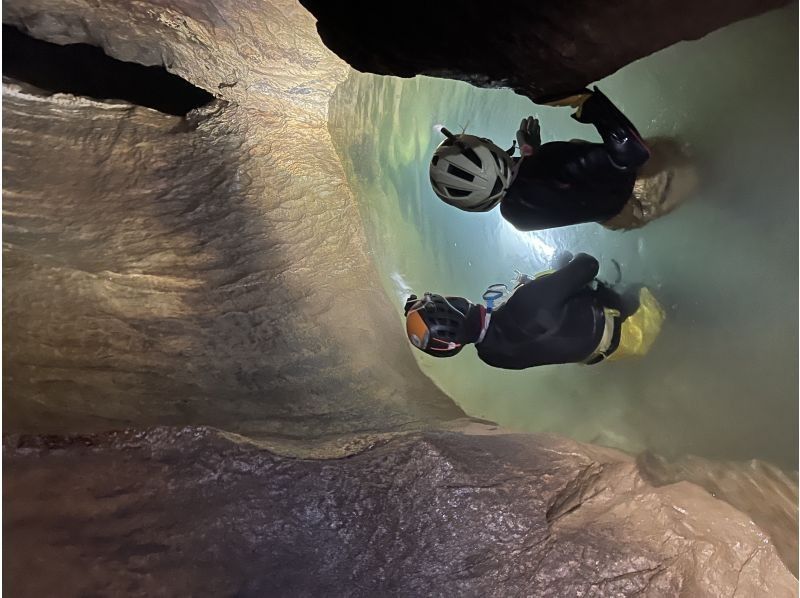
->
4, 426, 797, 597
639, 451, 800, 576
3, 0, 464, 445
299, 0, 790, 102
2, 0, 798, 595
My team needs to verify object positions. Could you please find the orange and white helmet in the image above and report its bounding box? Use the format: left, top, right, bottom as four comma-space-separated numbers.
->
404, 293, 474, 358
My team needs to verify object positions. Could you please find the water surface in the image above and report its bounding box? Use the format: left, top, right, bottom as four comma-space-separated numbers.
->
328, 6, 798, 467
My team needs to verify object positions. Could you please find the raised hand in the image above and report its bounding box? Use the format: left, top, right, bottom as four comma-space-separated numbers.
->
516, 116, 541, 156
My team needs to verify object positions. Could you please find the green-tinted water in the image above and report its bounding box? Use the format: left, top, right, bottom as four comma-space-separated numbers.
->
328, 7, 798, 467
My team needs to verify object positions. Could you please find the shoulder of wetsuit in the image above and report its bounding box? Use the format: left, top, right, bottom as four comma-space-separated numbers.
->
517, 142, 598, 179
474, 340, 527, 370
498, 197, 542, 232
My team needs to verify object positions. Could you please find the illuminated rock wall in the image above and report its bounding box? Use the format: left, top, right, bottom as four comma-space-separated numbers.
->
5, 425, 797, 597
2, 0, 796, 594
3, 0, 463, 447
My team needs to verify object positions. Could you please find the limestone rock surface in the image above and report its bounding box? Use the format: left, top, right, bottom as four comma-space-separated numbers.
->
3, 0, 464, 448
4, 425, 797, 597
640, 451, 800, 576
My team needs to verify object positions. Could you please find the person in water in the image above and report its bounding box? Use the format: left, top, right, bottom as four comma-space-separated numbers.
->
429, 87, 689, 231
403, 253, 664, 369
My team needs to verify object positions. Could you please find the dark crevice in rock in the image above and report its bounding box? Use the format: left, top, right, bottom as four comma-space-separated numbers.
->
2, 24, 214, 116
545, 462, 604, 524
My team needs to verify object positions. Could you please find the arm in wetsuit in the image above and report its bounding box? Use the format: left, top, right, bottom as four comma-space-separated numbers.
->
499, 89, 650, 232
475, 254, 603, 368
504, 253, 599, 333
568, 87, 650, 174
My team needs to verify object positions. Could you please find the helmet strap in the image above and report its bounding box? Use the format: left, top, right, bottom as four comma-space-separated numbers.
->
475, 305, 491, 344
509, 153, 526, 187
429, 338, 462, 352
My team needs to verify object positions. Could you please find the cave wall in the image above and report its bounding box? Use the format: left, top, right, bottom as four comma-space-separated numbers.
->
639, 452, 799, 576
5, 426, 797, 597
2, 0, 798, 594
299, 0, 791, 102
3, 0, 464, 448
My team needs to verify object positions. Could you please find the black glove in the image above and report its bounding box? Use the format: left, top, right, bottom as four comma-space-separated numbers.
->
516, 116, 541, 155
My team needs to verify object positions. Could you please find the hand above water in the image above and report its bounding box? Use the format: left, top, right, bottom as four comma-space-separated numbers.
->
516, 116, 541, 157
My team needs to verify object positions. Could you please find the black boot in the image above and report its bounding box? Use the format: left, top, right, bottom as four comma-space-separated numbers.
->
573, 87, 650, 170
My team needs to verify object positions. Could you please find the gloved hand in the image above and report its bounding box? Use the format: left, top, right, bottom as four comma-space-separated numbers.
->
516, 116, 541, 156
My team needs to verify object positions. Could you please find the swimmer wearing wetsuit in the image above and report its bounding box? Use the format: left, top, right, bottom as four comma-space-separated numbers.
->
404, 253, 637, 369
501, 88, 651, 231
428, 88, 652, 232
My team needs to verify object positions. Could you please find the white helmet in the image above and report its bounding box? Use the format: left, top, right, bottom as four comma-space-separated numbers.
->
429, 131, 514, 212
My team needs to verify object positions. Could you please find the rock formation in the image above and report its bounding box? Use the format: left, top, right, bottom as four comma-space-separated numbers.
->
639, 451, 800, 577
3, 0, 463, 451
2, 0, 797, 595
299, 0, 792, 102
5, 425, 797, 597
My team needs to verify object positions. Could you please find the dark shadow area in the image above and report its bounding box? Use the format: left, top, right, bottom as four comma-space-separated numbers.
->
299, 0, 789, 102
2, 24, 214, 116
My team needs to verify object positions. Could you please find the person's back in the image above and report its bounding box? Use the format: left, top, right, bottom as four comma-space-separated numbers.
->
476, 253, 606, 369
428, 87, 655, 232
500, 141, 637, 231
403, 253, 664, 370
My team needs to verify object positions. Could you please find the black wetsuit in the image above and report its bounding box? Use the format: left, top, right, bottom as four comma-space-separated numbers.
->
476, 254, 624, 370
500, 90, 650, 232
501, 144, 637, 230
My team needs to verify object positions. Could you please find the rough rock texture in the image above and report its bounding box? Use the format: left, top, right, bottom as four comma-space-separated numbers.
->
4, 425, 797, 597
3, 0, 798, 595
639, 452, 800, 576
3, 0, 464, 451
299, 0, 791, 101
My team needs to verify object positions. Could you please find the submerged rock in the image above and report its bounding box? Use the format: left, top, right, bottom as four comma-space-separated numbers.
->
4, 425, 796, 597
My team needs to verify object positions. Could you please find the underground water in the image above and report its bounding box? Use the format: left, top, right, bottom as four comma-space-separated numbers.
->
329, 5, 799, 468
3, 1, 799, 593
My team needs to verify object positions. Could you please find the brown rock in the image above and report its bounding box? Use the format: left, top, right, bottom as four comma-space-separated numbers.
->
299, 0, 791, 101
639, 451, 800, 576
3, 0, 464, 445
4, 426, 797, 597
